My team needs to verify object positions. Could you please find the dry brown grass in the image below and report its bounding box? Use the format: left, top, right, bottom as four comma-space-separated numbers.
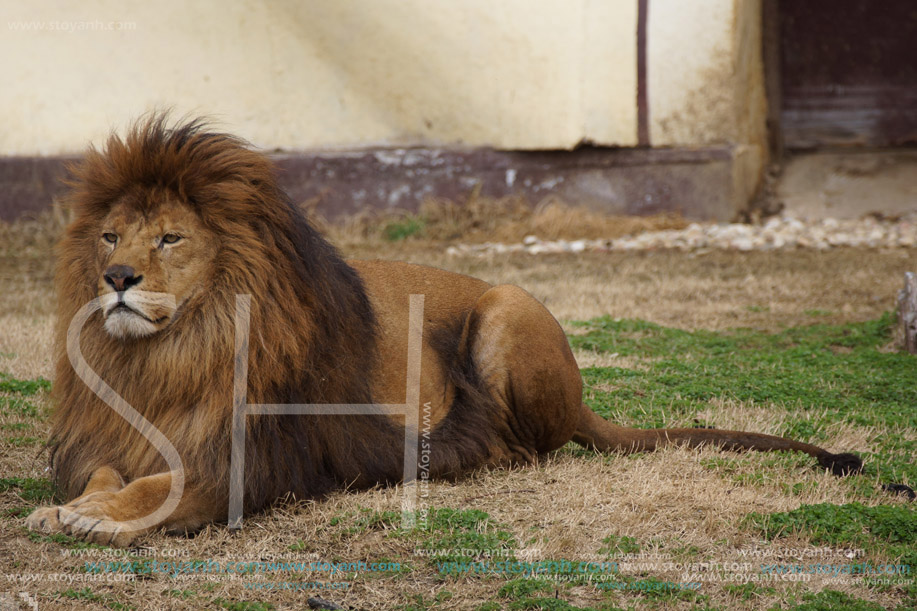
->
312, 189, 687, 246
0, 212, 914, 610
343, 246, 914, 331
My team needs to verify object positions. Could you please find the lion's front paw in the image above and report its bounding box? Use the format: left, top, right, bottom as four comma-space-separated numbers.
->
58, 497, 138, 547
25, 506, 63, 533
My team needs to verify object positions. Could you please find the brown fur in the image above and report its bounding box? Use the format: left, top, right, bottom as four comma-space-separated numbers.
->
26, 116, 860, 546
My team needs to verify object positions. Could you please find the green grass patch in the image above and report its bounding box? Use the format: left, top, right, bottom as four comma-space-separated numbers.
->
803, 309, 833, 318
723, 582, 777, 600
776, 589, 887, 611
568, 313, 916, 483
383, 215, 426, 241
748, 501, 916, 607
0, 372, 51, 395
326, 507, 516, 568
506, 599, 597, 610
396, 591, 455, 610
0, 396, 39, 417
214, 600, 274, 611
26, 529, 108, 550
4, 506, 33, 519
499, 578, 556, 599
748, 502, 916, 553
482, 583, 626, 611
0, 477, 55, 503
598, 534, 641, 556
569, 314, 915, 609
5, 435, 41, 446
0, 372, 50, 418
55, 587, 133, 610
421, 508, 516, 564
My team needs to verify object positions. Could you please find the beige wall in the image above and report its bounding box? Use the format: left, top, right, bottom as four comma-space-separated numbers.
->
1, 0, 637, 154
1, 0, 765, 166
648, 0, 767, 202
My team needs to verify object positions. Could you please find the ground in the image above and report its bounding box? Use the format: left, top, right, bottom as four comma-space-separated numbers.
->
0, 213, 915, 611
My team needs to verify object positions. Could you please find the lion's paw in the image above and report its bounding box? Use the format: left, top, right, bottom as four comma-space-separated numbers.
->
27, 493, 139, 547
58, 500, 137, 547
25, 506, 62, 533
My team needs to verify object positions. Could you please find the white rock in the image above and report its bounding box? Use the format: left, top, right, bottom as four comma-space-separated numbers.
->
733, 237, 754, 251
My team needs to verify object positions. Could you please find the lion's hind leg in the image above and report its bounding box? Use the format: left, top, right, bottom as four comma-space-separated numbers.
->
461, 284, 584, 461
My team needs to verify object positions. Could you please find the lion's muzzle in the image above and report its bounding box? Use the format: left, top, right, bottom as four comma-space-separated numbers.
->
100, 289, 178, 338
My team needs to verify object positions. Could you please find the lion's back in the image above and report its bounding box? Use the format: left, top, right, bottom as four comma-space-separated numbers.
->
349, 259, 492, 321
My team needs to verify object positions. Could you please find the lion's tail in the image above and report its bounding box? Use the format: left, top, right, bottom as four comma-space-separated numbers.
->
572, 407, 862, 477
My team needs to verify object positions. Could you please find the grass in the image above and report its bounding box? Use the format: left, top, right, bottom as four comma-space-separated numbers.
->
0, 396, 40, 417
325, 507, 517, 567
565, 312, 916, 610
750, 502, 917, 549
0, 373, 50, 419
2, 212, 916, 610
0, 477, 56, 503
311, 189, 687, 247
570, 313, 917, 484
55, 587, 133, 610
4, 311, 915, 608
26, 529, 109, 549
214, 599, 275, 611
777, 590, 888, 611
383, 214, 427, 241
748, 501, 917, 597
0, 372, 51, 395
599, 535, 641, 557
722, 582, 777, 601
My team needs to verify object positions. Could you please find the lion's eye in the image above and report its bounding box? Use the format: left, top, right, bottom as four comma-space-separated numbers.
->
161, 233, 182, 245
102, 233, 118, 244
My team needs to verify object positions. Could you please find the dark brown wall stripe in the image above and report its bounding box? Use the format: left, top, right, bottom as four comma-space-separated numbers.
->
636, 0, 650, 146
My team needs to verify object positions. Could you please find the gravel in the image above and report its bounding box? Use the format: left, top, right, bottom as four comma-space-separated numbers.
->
445, 215, 917, 256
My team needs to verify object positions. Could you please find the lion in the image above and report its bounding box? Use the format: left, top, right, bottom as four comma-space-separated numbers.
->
26, 116, 861, 546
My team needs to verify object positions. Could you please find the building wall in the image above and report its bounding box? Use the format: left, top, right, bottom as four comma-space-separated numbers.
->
0, 0, 768, 219
649, 0, 767, 205
3, 0, 641, 154
2, 0, 762, 152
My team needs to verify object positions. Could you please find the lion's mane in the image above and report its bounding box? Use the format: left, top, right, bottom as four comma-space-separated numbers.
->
50, 116, 411, 512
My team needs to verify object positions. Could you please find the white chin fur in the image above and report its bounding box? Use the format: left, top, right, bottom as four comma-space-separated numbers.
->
103, 310, 159, 338
100, 290, 176, 338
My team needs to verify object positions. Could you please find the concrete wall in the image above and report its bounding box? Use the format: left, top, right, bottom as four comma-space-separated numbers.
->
1, 0, 769, 220
649, 0, 767, 204
2, 0, 762, 153
2, 0, 641, 154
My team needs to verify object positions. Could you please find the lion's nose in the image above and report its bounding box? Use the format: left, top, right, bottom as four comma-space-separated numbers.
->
104, 265, 142, 291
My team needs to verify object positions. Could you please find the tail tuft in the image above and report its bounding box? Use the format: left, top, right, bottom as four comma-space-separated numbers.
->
819, 452, 862, 477
881, 483, 916, 500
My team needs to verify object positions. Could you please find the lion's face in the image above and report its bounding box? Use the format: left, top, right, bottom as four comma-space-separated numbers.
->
96, 198, 218, 339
